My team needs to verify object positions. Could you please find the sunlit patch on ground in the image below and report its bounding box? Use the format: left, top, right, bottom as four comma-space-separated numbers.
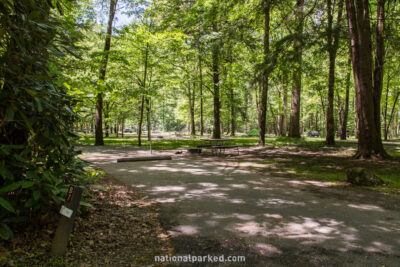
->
79, 145, 400, 265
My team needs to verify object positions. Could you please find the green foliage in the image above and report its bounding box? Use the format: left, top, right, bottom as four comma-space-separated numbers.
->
0, 0, 96, 239
248, 129, 259, 137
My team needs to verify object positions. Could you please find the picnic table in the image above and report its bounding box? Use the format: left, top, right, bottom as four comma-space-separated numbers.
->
197, 139, 239, 155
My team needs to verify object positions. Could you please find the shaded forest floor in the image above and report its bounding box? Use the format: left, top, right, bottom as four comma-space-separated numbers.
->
78, 145, 400, 266
0, 175, 172, 266
229, 144, 400, 195
2, 137, 399, 266
78, 135, 400, 193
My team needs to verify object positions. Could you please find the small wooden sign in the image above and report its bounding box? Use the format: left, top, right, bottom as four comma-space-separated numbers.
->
50, 185, 82, 256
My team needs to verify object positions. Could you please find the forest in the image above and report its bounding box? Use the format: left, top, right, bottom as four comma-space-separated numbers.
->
1, 0, 400, 266
63, 0, 400, 158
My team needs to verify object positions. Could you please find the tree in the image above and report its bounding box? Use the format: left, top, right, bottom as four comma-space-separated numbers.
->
95, 0, 118, 146
340, 52, 351, 140
345, 0, 388, 158
257, 0, 271, 146
288, 0, 304, 138
325, 0, 344, 145
0, 0, 91, 239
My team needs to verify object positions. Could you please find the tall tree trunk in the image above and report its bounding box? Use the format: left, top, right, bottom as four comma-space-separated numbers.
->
345, 0, 388, 158
386, 92, 400, 139
244, 90, 249, 133
383, 75, 390, 140
104, 113, 109, 138
138, 95, 144, 146
289, 0, 304, 138
326, 0, 343, 145
138, 43, 150, 146
121, 117, 124, 138
95, 0, 118, 146
230, 85, 236, 136
373, 0, 385, 145
199, 49, 204, 136
340, 55, 351, 140
277, 88, 283, 136
189, 82, 196, 136
282, 84, 288, 136
146, 98, 151, 143
212, 23, 221, 139
257, 0, 270, 145
104, 102, 110, 138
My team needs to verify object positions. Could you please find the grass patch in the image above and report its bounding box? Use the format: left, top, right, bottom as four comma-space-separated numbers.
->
287, 164, 347, 182
75, 135, 259, 150
75, 135, 359, 150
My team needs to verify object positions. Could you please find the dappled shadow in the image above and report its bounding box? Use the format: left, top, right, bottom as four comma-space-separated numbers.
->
84, 150, 400, 265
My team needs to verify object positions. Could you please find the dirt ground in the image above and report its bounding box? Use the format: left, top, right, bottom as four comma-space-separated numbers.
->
0, 175, 172, 267
80, 145, 400, 267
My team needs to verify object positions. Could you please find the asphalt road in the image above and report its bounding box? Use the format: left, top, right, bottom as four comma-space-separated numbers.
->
80, 146, 400, 266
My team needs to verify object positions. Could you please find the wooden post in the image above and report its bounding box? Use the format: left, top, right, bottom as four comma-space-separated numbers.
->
50, 186, 82, 256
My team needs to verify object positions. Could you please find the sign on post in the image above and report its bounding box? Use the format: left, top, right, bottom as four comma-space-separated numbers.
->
50, 185, 83, 256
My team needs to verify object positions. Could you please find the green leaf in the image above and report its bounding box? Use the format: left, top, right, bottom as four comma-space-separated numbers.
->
0, 223, 13, 240
34, 97, 43, 112
79, 200, 93, 208
13, 153, 26, 162
0, 197, 15, 213
6, 106, 14, 121
24, 197, 36, 208
21, 181, 35, 189
28, 10, 42, 20
64, 106, 74, 115
0, 182, 21, 193
18, 111, 34, 134
33, 190, 40, 201
2, 216, 27, 223
52, 195, 64, 204
0, 164, 13, 180
26, 171, 38, 179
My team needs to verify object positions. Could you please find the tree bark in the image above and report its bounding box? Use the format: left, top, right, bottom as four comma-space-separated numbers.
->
386, 92, 400, 140
146, 98, 151, 143
288, 0, 304, 138
230, 85, 236, 136
383, 74, 391, 140
212, 22, 221, 139
138, 95, 144, 146
121, 117, 125, 137
325, 0, 343, 145
373, 0, 385, 145
104, 103, 109, 138
340, 55, 351, 140
95, 0, 118, 146
257, 0, 270, 145
188, 82, 196, 136
345, 0, 388, 158
138, 42, 149, 146
282, 84, 288, 136
199, 49, 204, 136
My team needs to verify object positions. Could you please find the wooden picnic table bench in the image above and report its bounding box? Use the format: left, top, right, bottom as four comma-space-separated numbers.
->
192, 139, 240, 155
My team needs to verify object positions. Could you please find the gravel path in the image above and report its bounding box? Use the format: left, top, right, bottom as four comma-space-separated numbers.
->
79, 146, 400, 266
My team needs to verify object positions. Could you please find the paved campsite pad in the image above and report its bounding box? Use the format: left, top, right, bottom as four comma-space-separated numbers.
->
79, 146, 400, 266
